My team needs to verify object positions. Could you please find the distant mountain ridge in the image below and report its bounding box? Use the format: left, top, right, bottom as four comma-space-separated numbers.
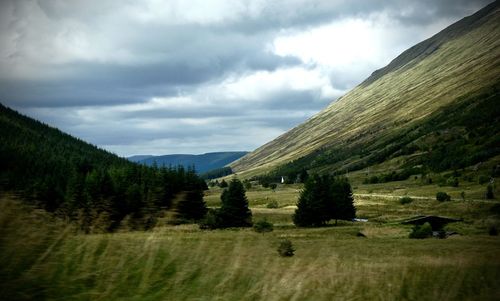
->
231, 1, 500, 179
127, 155, 154, 162
129, 152, 248, 173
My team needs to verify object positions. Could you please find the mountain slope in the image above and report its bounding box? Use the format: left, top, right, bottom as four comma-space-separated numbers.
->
133, 152, 247, 173
0, 104, 207, 229
231, 1, 500, 178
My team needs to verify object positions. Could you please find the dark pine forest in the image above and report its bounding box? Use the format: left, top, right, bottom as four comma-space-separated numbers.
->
0, 104, 208, 231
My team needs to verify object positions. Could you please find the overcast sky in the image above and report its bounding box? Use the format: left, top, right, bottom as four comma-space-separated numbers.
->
0, 0, 490, 156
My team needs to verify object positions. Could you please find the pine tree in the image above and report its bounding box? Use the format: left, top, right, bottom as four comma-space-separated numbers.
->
298, 169, 309, 183
176, 168, 208, 221
219, 179, 228, 188
218, 179, 252, 227
330, 177, 356, 225
293, 175, 331, 227
293, 174, 356, 227
486, 184, 495, 199
0, 103, 213, 232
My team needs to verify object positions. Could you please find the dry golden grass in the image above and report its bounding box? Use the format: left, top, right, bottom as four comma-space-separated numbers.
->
2, 185, 500, 301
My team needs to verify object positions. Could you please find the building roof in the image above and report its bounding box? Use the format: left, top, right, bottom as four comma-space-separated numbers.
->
401, 215, 462, 230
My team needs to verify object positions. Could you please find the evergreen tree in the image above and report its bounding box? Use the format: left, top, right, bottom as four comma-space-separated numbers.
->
298, 169, 309, 183
218, 179, 252, 227
330, 177, 356, 225
293, 174, 356, 227
219, 179, 228, 188
0, 104, 228, 232
176, 169, 208, 221
66, 169, 88, 216
176, 190, 207, 221
486, 184, 495, 199
293, 175, 331, 227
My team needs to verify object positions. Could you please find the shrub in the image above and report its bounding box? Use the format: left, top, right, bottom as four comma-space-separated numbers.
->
490, 203, 500, 215
266, 199, 279, 209
493, 165, 500, 177
436, 192, 451, 202
243, 180, 252, 190
269, 183, 277, 191
259, 178, 270, 188
446, 177, 459, 187
478, 175, 489, 185
488, 225, 498, 236
409, 222, 433, 239
253, 219, 274, 233
198, 209, 222, 230
219, 179, 228, 188
486, 184, 494, 199
463, 175, 473, 182
399, 196, 413, 205
277, 239, 295, 257
366, 176, 379, 184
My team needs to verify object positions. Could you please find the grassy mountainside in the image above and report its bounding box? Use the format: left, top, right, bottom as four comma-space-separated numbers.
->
132, 152, 248, 173
231, 1, 500, 178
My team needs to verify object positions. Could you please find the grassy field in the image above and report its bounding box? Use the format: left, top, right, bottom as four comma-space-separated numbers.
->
2, 178, 500, 301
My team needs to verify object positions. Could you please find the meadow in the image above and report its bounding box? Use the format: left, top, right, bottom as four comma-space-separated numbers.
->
2, 176, 499, 301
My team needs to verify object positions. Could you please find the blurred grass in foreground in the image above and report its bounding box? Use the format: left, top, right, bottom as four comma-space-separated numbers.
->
1, 195, 500, 301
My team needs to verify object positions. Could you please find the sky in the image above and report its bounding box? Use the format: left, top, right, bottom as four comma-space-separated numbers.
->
0, 0, 491, 157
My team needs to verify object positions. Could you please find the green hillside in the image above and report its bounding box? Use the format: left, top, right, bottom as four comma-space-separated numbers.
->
2, 3, 500, 301
231, 1, 500, 179
0, 104, 207, 230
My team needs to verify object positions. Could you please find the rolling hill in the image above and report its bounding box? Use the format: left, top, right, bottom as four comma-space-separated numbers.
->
0, 103, 207, 229
231, 1, 500, 179
130, 152, 248, 173
127, 155, 154, 162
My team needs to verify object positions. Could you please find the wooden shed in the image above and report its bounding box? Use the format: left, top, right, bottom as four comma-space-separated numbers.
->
401, 215, 462, 230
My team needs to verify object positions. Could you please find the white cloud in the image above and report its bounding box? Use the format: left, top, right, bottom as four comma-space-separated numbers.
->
108, 65, 342, 115
218, 67, 342, 101
272, 18, 385, 67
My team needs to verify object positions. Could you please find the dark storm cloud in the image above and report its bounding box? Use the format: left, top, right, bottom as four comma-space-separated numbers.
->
387, 0, 493, 25
1, 0, 489, 108
0, 0, 492, 155
215, 0, 493, 33
1, 13, 301, 108
107, 90, 328, 121
1, 51, 301, 108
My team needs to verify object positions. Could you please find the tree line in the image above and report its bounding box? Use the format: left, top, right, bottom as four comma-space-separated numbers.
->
0, 104, 208, 231
201, 175, 356, 229
1, 103, 357, 232
294, 174, 355, 226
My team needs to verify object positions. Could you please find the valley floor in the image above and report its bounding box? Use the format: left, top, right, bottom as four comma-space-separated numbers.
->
2, 180, 500, 301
